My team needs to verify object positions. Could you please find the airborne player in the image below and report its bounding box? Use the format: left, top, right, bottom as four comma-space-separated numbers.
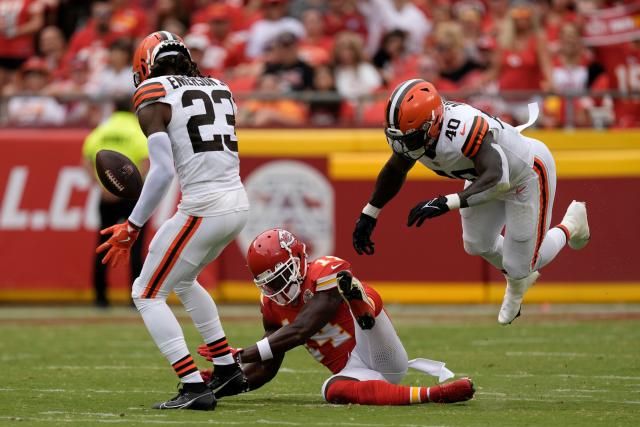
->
97, 31, 250, 410
352, 79, 590, 324
198, 228, 475, 405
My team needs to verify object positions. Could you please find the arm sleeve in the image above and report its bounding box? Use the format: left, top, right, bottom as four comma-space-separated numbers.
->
465, 143, 510, 207
128, 132, 175, 227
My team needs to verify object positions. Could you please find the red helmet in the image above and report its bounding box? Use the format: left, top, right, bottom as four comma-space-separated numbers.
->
247, 228, 308, 306
132, 31, 190, 87
384, 79, 444, 160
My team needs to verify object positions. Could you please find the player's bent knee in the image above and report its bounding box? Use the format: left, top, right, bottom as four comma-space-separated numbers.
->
503, 260, 532, 279
463, 240, 494, 257
322, 376, 358, 403
132, 296, 164, 313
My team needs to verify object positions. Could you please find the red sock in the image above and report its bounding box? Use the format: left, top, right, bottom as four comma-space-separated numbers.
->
326, 380, 426, 405
325, 379, 474, 405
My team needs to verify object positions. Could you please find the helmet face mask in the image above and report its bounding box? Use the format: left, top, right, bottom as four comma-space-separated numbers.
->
386, 119, 437, 160
254, 256, 302, 306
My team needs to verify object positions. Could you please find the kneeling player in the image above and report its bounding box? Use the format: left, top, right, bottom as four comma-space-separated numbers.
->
198, 228, 474, 405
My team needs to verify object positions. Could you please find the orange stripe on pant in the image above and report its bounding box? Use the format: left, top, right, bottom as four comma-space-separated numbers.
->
142, 216, 202, 299
531, 158, 550, 270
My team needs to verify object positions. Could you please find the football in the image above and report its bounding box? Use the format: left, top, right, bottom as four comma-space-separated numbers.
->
95, 150, 143, 200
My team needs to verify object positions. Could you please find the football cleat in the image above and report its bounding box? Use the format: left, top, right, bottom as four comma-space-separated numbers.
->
337, 271, 375, 330
152, 384, 216, 410
206, 363, 250, 398
429, 378, 475, 403
498, 271, 540, 325
560, 200, 590, 250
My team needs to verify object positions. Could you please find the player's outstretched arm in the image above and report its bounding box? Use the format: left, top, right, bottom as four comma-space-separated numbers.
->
127, 103, 175, 228
353, 153, 415, 255
238, 325, 285, 392
239, 290, 343, 363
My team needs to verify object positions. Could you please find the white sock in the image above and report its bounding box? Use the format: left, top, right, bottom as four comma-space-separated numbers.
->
134, 297, 203, 383
535, 227, 567, 269
175, 281, 235, 365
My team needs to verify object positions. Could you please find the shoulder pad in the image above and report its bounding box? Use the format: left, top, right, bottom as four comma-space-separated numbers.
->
133, 78, 168, 112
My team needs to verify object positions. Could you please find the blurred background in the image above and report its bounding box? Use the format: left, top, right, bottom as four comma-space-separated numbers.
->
0, 0, 639, 307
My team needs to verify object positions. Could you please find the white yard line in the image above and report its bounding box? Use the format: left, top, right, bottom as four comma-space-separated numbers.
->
0, 416, 448, 427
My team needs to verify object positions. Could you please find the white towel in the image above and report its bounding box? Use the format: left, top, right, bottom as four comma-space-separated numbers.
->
515, 102, 540, 133
407, 358, 455, 383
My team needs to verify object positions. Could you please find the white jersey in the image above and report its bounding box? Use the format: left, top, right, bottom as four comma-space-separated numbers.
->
133, 75, 245, 213
416, 101, 537, 188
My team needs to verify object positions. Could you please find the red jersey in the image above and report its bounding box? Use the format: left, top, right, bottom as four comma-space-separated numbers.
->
0, 0, 42, 59
499, 36, 542, 90
260, 256, 378, 374
596, 42, 640, 127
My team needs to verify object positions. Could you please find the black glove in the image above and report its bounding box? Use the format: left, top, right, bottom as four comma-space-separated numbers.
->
353, 213, 377, 255
407, 196, 450, 227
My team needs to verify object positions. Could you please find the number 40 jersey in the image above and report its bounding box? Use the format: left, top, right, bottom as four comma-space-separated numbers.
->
415, 101, 535, 187
132, 75, 243, 201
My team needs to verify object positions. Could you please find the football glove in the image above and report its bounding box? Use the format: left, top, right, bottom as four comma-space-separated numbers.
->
96, 221, 140, 267
353, 213, 377, 255
407, 196, 450, 227
197, 343, 242, 363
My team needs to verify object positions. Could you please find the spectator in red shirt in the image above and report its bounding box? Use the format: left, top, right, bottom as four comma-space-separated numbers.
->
298, 9, 334, 66
38, 25, 66, 81
109, 0, 149, 39
0, 0, 44, 68
61, 1, 117, 80
483, 3, 552, 122
595, 39, 640, 128
324, 0, 368, 38
0, 0, 44, 91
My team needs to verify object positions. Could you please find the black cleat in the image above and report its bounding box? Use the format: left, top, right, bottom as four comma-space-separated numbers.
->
207, 363, 250, 398
337, 271, 375, 330
152, 384, 216, 410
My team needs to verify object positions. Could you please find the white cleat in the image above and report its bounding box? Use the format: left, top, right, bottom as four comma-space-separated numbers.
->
498, 271, 540, 325
560, 200, 590, 250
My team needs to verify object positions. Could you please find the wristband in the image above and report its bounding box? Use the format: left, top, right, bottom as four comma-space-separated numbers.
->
445, 194, 460, 210
127, 219, 142, 231
362, 203, 381, 219
256, 337, 273, 361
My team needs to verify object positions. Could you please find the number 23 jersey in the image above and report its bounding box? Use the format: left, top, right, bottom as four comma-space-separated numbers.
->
415, 101, 534, 186
133, 75, 243, 199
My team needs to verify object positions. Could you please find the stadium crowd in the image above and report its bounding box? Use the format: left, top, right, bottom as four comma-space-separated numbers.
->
0, 0, 639, 128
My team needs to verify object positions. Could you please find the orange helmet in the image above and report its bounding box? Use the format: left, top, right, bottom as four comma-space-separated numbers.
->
132, 31, 190, 87
384, 79, 444, 160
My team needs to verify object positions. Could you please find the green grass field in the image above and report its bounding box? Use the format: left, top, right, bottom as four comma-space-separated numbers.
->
0, 304, 639, 427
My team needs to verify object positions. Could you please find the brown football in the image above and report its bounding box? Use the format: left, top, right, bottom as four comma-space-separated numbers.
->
95, 150, 143, 200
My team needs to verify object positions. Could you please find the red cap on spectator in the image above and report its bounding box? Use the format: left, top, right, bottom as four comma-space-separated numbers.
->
21, 57, 49, 74
263, 0, 287, 5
